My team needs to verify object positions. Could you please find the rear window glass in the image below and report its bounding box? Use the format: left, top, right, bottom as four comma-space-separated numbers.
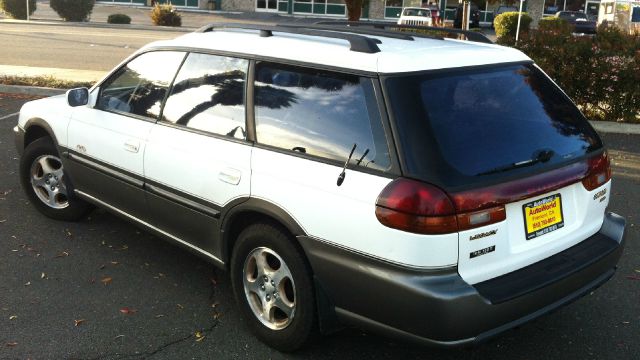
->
385, 64, 601, 189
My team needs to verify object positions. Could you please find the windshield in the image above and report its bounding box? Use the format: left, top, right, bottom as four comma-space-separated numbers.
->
384, 63, 602, 190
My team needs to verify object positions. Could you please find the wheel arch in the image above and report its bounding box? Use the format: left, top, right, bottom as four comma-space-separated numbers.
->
23, 118, 59, 150
220, 197, 307, 266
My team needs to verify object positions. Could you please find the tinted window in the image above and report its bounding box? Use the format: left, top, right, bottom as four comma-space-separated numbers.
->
254, 63, 390, 171
97, 51, 185, 120
162, 53, 249, 139
385, 64, 601, 188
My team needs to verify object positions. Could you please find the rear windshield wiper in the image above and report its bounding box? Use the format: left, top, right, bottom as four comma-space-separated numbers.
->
477, 149, 555, 176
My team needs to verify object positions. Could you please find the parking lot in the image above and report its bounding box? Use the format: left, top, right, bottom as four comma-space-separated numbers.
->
1, 92, 639, 359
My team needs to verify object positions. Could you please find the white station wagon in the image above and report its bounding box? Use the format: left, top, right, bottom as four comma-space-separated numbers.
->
14, 22, 625, 351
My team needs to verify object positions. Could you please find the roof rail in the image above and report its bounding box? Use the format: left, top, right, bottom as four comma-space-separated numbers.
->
314, 21, 494, 44
195, 23, 382, 54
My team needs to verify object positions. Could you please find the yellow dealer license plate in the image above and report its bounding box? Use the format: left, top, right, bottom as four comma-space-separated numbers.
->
522, 194, 564, 240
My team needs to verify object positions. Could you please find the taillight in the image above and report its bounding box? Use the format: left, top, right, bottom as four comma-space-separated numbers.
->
582, 151, 611, 191
377, 151, 610, 235
375, 179, 458, 235
375, 178, 505, 235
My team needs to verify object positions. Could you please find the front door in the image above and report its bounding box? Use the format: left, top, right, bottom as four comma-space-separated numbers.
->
66, 51, 186, 219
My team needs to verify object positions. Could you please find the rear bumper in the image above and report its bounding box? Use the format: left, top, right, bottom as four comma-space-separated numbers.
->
299, 212, 625, 347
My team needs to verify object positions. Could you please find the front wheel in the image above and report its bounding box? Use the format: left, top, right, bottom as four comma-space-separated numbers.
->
231, 222, 316, 352
20, 137, 92, 221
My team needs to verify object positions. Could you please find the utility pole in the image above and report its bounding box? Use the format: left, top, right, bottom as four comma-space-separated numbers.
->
515, 0, 525, 43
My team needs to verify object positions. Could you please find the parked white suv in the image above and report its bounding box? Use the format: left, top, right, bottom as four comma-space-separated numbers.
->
14, 22, 625, 351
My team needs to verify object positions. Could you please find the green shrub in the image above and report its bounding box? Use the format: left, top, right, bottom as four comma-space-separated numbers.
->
537, 17, 572, 35
107, 13, 131, 24
0, 0, 36, 20
515, 25, 640, 122
150, 4, 181, 27
494, 12, 532, 40
50, 0, 95, 22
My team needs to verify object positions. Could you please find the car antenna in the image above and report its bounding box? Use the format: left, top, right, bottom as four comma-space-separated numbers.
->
337, 143, 357, 186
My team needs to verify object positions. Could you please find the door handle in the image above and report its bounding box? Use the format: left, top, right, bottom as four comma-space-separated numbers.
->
218, 168, 241, 185
124, 140, 140, 153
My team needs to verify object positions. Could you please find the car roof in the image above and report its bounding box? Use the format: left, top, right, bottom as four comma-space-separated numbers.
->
143, 27, 530, 74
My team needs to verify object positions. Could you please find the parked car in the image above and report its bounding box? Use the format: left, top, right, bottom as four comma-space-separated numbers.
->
555, 10, 597, 33
492, 5, 518, 28
454, 3, 480, 28
397, 7, 433, 26
14, 22, 625, 351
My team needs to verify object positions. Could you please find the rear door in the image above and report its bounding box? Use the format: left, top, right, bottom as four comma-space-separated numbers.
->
66, 51, 185, 218
143, 53, 252, 257
249, 61, 459, 268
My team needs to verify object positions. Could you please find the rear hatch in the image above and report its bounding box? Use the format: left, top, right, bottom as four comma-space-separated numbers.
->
383, 63, 611, 284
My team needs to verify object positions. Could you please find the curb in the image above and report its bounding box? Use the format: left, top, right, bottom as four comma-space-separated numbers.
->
0, 85, 65, 97
1, 84, 638, 135
589, 121, 640, 135
0, 19, 195, 32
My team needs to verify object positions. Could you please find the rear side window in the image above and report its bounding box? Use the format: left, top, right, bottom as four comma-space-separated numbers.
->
162, 53, 249, 139
385, 64, 601, 189
97, 51, 185, 120
254, 62, 390, 172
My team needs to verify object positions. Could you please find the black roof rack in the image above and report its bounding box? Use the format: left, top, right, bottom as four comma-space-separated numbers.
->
314, 21, 494, 44
196, 23, 383, 54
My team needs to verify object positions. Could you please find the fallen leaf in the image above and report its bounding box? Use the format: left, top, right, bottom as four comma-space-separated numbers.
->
213, 312, 222, 320
158, 273, 165, 277
155, 314, 165, 318
176, 304, 184, 310
74, 319, 85, 327
195, 330, 205, 342
9, 315, 17, 320
114, 335, 125, 340
119, 307, 137, 315
110, 261, 119, 265
99, 264, 106, 270
64, 229, 73, 238
24, 281, 31, 286
54, 251, 70, 258
117, 245, 129, 251
101, 277, 112, 285
11, 249, 18, 252
622, 321, 630, 324
635, 269, 640, 273
41, 272, 46, 279
6, 342, 17, 347
101, 241, 106, 246
0, 219, 6, 223
211, 302, 219, 309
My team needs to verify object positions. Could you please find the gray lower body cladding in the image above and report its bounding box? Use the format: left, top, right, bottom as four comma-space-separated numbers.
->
298, 212, 625, 347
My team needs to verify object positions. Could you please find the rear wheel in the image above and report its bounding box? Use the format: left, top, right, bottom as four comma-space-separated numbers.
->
231, 222, 315, 352
20, 137, 92, 221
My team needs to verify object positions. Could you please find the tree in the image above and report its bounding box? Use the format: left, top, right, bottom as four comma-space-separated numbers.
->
344, 0, 363, 21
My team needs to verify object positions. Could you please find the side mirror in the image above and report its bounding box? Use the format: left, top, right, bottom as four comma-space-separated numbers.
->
66, 88, 89, 107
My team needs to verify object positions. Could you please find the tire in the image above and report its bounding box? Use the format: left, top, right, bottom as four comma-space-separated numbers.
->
230, 222, 316, 352
20, 137, 92, 221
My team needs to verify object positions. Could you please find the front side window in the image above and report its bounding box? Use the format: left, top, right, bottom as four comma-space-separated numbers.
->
97, 51, 185, 120
162, 53, 248, 139
254, 62, 390, 172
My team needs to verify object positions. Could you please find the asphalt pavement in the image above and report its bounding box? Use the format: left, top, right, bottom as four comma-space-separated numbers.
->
0, 94, 639, 359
